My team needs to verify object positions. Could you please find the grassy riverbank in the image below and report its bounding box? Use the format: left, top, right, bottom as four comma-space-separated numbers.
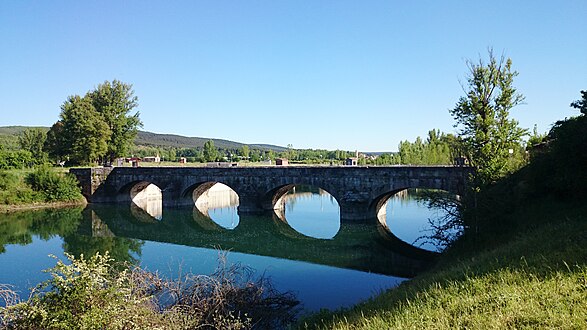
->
302, 111, 587, 329
300, 196, 587, 329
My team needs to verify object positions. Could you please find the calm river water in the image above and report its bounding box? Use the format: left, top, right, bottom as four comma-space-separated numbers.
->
0, 185, 441, 314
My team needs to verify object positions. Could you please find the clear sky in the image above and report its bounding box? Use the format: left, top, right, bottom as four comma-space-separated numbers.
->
1, 1, 585, 152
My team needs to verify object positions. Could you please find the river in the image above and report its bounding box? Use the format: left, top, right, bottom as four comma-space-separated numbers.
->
0, 184, 443, 315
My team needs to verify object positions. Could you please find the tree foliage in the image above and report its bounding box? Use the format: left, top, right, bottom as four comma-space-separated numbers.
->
44, 80, 141, 165
450, 50, 527, 185
397, 130, 461, 165
17, 128, 47, 163
240, 145, 250, 159
203, 140, 218, 162
527, 90, 587, 197
56, 95, 111, 164
88, 80, 142, 161
570, 90, 587, 115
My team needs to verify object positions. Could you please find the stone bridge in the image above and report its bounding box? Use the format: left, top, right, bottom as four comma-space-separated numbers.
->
70, 166, 472, 223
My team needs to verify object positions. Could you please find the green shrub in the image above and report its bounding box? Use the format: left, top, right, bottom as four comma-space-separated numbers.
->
0, 252, 155, 330
0, 252, 300, 329
25, 166, 82, 202
0, 170, 44, 205
0, 150, 33, 170
0, 171, 19, 191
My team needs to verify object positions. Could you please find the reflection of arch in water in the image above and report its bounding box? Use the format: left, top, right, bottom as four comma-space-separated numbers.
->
267, 184, 341, 239
373, 188, 409, 229
120, 181, 163, 220
374, 188, 456, 252
186, 182, 240, 230
130, 202, 161, 224
191, 206, 225, 232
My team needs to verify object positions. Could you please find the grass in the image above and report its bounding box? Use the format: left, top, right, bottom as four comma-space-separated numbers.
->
299, 199, 587, 329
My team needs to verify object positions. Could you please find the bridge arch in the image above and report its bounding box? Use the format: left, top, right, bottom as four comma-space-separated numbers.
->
118, 180, 164, 220
263, 184, 340, 212
264, 184, 341, 239
182, 182, 240, 230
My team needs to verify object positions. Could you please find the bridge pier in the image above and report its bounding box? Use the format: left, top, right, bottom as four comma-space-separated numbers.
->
235, 191, 273, 216
339, 200, 375, 224
161, 188, 194, 207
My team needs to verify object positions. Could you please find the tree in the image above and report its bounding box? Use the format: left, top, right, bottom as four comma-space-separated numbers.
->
240, 145, 250, 159
44, 122, 67, 162
18, 128, 47, 162
45, 80, 141, 165
526, 124, 547, 148
58, 96, 111, 164
203, 140, 218, 162
450, 50, 527, 186
570, 90, 587, 115
88, 80, 142, 162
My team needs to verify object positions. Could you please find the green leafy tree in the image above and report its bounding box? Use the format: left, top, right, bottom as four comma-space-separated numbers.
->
88, 80, 142, 162
527, 124, 547, 149
44, 122, 68, 162
18, 128, 47, 163
570, 90, 587, 115
203, 140, 218, 162
45, 80, 141, 165
58, 96, 111, 164
450, 50, 527, 185
265, 149, 275, 161
240, 145, 250, 159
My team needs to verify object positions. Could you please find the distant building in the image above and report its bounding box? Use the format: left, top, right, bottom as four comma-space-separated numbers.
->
276, 158, 288, 166
125, 157, 141, 167
345, 157, 358, 166
206, 162, 239, 168
179, 157, 187, 164
142, 155, 161, 162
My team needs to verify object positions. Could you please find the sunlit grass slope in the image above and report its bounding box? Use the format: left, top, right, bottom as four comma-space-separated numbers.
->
301, 199, 587, 329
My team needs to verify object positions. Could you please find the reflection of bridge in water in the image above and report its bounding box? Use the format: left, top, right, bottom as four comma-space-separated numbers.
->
80, 204, 437, 278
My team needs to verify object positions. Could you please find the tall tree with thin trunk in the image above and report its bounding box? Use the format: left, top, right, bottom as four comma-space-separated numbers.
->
203, 140, 218, 162
450, 49, 527, 186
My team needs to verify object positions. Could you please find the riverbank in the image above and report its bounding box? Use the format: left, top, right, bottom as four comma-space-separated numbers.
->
0, 199, 86, 213
300, 195, 587, 329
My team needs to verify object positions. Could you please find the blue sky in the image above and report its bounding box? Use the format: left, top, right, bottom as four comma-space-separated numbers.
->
1, 1, 585, 152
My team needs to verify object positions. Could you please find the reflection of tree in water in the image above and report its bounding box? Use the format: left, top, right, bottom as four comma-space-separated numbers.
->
386, 188, 461, 251
0, 207, 83, 254
62, 235, 144, 265
0, 206, 144, 265
63, 208, 145, 264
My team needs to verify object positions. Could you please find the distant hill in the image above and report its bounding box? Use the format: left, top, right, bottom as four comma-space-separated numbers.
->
135, 131, 287, 151
0, 126, 49, 136
0, 126, 49, 149
0, 126, 287, 152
